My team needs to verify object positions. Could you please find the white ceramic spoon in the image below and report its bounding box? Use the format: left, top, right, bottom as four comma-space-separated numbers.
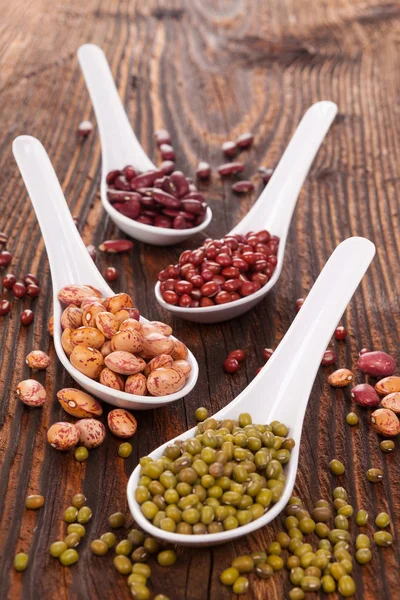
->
128, 236, 375, 546
12, 135, 199, 410
77, 43, 212, 246
154, 101, 338, 323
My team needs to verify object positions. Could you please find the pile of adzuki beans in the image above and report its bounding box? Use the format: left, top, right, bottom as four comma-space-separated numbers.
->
106, 168, 208, 230
158, 230, 279, 307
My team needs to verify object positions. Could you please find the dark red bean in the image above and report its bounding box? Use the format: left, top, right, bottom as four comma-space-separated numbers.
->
200, 297, 214, 307
163, 208, 180, 218
178, 211, 196, 221
154, 129, 171, 146
123, 166, 137, 181
160, 144, 175, 160
114, 200, 142, 219
170, 171, 190, 198
263, 348, 274, 361
107, 190, 142, 204
223, 357, 239, 374
0, 232, 8, 246
227, 350, 245, 362
161, 177, 176, 196
114, 176, 131, 191
106, 170, 121, 185
196, 162, 211, 179
0, 251, 12, 267
217, 162, 245, 176
173, 216, 190, 229
86, 245, 96, 261
152, 189, 181, 209
181, 199, 205, 215
335, 326, 347, 341
236, 132, 254, 149
13, 282, 26, 299
200, 282, 219, 297
232, 180, 254, 193
175, 281, 193, 295
21, 309, 34, 326
130, 170, 162, 190
160, 161, 175, 175
105, 267, 119, 282
222, 141, 237, 157
139, 196, 157, 209
258, 166, 274, 183
135, 215, 154, 225
154, 215, 173, 228
321, 350, 336, 366
0, 299, 11, 316
162, 290, 179, 305
26, 284, 40, 298
2, 274, 16, 289
178, 294, 192, 307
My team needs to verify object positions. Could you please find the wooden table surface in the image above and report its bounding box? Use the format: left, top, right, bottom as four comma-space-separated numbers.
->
1, 1, 400, 598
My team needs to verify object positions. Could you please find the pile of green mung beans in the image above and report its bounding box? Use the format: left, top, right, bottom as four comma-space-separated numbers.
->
136, 412, 294, 534
220, 485, 394, 597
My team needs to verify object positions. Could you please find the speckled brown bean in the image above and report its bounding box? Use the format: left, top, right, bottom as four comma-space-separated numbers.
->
371, 408, 400, 436
375, 376, 400, 395
58, 284, 101, 305
65, 306, 83, 329
70, 346, 104, 379
107, 409, 138, 438
141, 334, 174, 359
125, 373, 147, 395
57, 388, 103, 418
47, 422, 80, 450
328, 369, 353, 387
104, 351, 146, 375
381, 393, 400, 414
25, 350, 51, 370
83, 302, 106, 327
149, 321, 173, 336
171, 340, 189, 360
104, 293, 134, 314
146, 368, 186, 396
48, 316, 54, 337
141, 323, 158, 336
99, 368, 125, 391
70, 327, 105, 349
144, 354, 174, 376
111, 330, 144, 353
119, 318, 142, 333
17, 380, 47, 407
61, 328, 75, 357
172, 360, 192, 377
95, 312, 120, 338
100, 341, 113, 357
75, 419, 106, 448
61, 305, 75, 329
114, 308, 140, 327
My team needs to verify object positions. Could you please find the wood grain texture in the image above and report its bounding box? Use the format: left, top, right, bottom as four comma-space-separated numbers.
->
0, 0, 399, 598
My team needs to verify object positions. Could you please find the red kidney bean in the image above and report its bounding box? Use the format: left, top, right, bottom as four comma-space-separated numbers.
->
2, 273, 16, 289
162, 290, 179, 305
228, 349, 245, 362
154, 215, 173, 228
161, 177, 176, 196
223, 279, 242, 292
170, 171, 190, 198
154, 129, 171, 146
321, 350, 336, 366
181, 199, 204, 215
0, 299, 10, 316
351, 383, 380, 407
232, 180, 254, 193
114, 199, 142, 219
86, 245, 96, 261
106, 170, 120, 185
258, 166, 274, 183
107, 190, 141, 203
173, 216, 189, 229
13, 282, 26, 299
357, 351, 396, 377
178, 294, 192, 307
160, 144, 175, 160
152, 189, 182, 209
223, 357, 239, 374
130, 170, 162, 190
136, 215, 154, 225
222, 141, 237, 157
200, 282, 219, 297
217, 162, 245, 176
105, 267, 119, 282
236, 132, 254, 149
21, 309, 34, 326
263, 348, 274, 361
0, 251, 12, 267
178, 211, 196, 221
334, 326, 347, 341
123, 166, 137, 180
196, 162, 211, 179
160, 160, 175, 175
175, 281, 193, 295
27, 284, 40, 298
114, 176, 131, 191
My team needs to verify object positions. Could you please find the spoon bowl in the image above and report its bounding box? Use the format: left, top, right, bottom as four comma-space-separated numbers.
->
78, 43, 212, 246
154, 101, 338, 323
128, 236, 375, 545
12, 135, 199, 410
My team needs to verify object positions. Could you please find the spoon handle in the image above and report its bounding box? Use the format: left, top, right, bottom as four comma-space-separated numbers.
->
230, 101, 337, 239
12, 136, 109, 293
220, 237, 375, 436
78, 44, 155, 173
